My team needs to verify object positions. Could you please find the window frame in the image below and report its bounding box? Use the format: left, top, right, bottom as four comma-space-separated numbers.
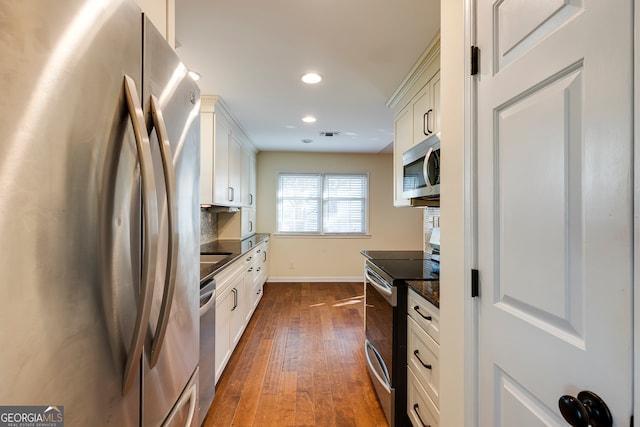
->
276, 172, 370, 236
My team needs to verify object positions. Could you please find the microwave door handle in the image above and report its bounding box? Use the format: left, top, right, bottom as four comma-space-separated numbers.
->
122, 75, 159, 395
148, 95, 179, 369
423, 147, 433, 188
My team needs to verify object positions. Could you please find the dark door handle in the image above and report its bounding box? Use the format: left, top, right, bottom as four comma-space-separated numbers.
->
558, 391, 612, 427
413, 350, 432, 370
413, 305, 432, 321
412, 403, 430, 427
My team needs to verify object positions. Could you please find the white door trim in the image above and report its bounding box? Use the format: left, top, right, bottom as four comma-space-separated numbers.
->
463, 0, 477, 426
634, 0, 639, 420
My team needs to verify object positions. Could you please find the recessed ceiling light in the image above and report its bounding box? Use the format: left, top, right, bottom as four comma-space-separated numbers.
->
301, 72, 322, 84
188, 70, 201, 81
302, 116, 317, 123
301, 138, 313, 144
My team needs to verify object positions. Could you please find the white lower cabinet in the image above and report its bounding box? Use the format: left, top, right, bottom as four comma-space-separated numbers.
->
254, 240, 269, 309
408, 315, 440, 406
214, 238, 270, 383
408, 366, 440, 427
214, 264, 245, 383
407, 288, 440, 427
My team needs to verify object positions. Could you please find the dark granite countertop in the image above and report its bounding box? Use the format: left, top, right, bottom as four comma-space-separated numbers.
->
361, 249, 440, 308
200, 233, 270, 284
360, 250, 431, 260
406, 280, 439, 308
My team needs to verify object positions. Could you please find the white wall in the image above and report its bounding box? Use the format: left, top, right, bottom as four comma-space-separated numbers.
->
135, 0, 175, 47
256, 152, 424, 281
440, 0, 467, 426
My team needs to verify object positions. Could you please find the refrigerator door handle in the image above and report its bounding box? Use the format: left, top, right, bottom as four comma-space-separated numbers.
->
122, 75, 159, 395
148, 95, 179, 369
161, 374, 198, 427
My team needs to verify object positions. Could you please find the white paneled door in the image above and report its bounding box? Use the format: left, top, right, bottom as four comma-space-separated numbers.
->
476, 0, 633, 425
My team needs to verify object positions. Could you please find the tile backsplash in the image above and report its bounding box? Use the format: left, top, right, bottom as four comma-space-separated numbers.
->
200, 207, 218, 244
423, 207, 440, 253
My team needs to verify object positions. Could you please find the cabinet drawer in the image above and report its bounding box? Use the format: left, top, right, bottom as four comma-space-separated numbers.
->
214, 261, 245, 295
408, 288, 439, 343
408, 315, 439, 406
407, 365, 439, 427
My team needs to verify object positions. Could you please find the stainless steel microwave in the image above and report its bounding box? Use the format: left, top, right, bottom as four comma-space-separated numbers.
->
402, 133, 440, 200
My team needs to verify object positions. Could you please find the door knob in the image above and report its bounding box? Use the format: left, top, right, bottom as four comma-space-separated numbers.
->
558, 391, 612, 427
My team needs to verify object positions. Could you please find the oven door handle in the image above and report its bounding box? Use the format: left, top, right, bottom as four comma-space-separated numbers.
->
365, 269, 393, 298
365, 339, 391, 392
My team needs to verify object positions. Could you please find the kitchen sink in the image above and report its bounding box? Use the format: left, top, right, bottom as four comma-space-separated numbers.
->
200, 253, 232, 264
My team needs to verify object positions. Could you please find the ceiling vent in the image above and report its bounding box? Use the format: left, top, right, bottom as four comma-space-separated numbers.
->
320, 131, 341, 137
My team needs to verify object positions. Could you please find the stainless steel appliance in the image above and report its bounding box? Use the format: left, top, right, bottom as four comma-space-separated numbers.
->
402, 133, 441, 201
364, 260, 409, 427
199, 278, 216, 424
0, 1, 200, 425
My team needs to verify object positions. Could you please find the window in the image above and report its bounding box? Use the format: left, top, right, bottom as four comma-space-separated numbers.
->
277, 173, 368, 235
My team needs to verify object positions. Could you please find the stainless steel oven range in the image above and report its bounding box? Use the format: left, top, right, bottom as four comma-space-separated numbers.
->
364, 259, 410, 427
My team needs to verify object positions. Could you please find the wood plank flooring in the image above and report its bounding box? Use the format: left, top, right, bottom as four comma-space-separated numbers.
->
202, 282, 388, 427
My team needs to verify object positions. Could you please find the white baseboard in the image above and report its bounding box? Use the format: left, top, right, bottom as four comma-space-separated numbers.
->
266, 276, 363, 283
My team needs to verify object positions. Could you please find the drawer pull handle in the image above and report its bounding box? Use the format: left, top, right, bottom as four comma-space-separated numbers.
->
413, 350, 432, 370
414, 306, 432, 321
231, 288, 238, 311
413, 403, 431, 427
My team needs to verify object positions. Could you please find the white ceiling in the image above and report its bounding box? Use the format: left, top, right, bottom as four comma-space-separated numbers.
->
175, 0, 440, 153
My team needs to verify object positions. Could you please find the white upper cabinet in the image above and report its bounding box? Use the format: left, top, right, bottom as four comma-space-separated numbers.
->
200, 101, 215, 205
224, 134, 242, 206
393, 108, 413, 207
212, 115, 231, 205
200, 95, 257, 209
241, 148, 256, 208
388, 38, 440, 207
249, 152, 257, 207
412, 71, 440, 144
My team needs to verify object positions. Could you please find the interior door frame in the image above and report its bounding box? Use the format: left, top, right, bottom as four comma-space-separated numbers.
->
463, 0, 638, 425
634, 0, 639, 419
462, 0, 478, 425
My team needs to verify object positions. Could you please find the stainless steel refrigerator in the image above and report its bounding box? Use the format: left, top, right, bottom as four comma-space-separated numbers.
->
0, 1, 201, 426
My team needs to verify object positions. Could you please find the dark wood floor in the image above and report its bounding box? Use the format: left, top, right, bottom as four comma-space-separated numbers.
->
202, 282, 388, 427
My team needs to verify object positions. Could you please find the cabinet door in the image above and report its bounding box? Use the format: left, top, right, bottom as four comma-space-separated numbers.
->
241, 208, 256, 238
393, 108, 412, 207
214, 287, 233, 383
227, 135, 243, 206
199, 111, 215, 204
241, 148, 251, 206
411, 71, 441, 145
412, 83, 433, 144
248, 153, 256, 207
430, 71, 440, 135
240, 149, 256, 207
229, 276, 246, 347
244, 263, 257, 320
213, 117, 231, 205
